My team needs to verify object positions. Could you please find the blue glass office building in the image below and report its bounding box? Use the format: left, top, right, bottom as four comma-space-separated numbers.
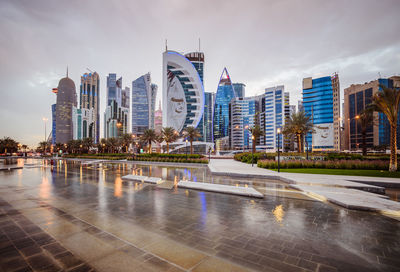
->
213, 68, 236, 142
264, 86, 285, 151
132, 73, 157, 135
303, 75, 340, 151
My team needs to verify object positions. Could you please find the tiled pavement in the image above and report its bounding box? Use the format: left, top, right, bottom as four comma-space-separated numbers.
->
1, 160, 400, 271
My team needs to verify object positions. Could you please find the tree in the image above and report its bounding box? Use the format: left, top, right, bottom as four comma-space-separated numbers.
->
37, 141, 47, 154
100, 138, 108, 153
359, 108, 375, 156
282, 111, 313, 153
120, 133, 133, 153
183, 126, 201, 154
248, 125, 264, 154
160, 127, 179, 153
82, 138, 93, 153
107, 137, 119, 153
0, 137, 19, 154
370, 85, 400, 171
141, 129, 157, 153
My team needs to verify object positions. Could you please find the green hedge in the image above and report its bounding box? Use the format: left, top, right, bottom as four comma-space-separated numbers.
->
63, 154, 129, 160
129, 157, 208, 164
135, 153, 204, 159
257, 159, 389, 170
234, 152, 276, 164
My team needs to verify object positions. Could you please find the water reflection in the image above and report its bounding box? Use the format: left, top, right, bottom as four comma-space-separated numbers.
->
114, 176, 123, 198
272, 204, 285, 224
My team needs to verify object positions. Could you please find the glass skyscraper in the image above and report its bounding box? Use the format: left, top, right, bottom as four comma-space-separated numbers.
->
132, 73, 157, 135
232, 83, 245, 98
80, 72, 100, 143
213, 68, 236, 142
263, 86, 285, 151
302, 74, 340, 151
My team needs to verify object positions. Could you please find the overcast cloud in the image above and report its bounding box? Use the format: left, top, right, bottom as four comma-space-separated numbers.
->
1, 0, 399, 147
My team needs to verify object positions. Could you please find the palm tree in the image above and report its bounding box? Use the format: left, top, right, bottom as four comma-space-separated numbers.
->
248, 125, 264, 154
282, 111, 313, 153
37, 141, 47, 154
370, 85, 400, 171
120, 133, 133, 153
161, 127, 179, 153
183, 126, 201, 154
141, 129, 157, 153
82, 138, 93, 153
107, 138, 119, 153
0, 137, 19, 154
100, 138, 108, 153
359, 108, 375, 156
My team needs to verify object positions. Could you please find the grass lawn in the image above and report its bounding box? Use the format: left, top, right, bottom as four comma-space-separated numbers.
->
270, 168, 400, 178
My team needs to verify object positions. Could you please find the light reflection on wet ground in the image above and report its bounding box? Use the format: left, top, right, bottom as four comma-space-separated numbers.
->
0, 158, 400, 271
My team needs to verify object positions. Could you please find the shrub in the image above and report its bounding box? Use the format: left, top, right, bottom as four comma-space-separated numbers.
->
257, 159, 389, 170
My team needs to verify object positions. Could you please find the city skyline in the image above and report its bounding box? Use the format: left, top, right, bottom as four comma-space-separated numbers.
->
1, 0, 400, 147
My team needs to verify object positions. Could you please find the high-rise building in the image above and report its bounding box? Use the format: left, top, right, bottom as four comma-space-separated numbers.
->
51, 104, 56, 145
229, 95, 262, 150
262, 86, 285, 151
233, 83, 246, 98
184, 52, 204, 84
198, 92, 214, 142
154, 102, 162, 133
132, 73, 157, 135
298, 100, 303, 112
162, 50, 204, 133
344, 76, 400, 150
213, 68, 236, 142
104, 74, 128, 138
55, 75, 77, 144
79, 72, 100, 143
302, 73, 340, 151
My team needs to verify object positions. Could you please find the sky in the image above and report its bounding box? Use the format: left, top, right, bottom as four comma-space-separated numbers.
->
1, 0, 400, 147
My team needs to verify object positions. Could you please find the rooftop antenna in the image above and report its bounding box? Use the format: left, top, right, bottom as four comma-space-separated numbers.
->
66, 66, 69, 78
165, 39, 168, 51
199, 38, 201, 52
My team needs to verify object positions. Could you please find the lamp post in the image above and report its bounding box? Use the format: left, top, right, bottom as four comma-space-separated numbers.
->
347, 115, 360, 151
251, 135, 255, 167
277, 128, 281, 172
42, 117, 48, 155
185, 139, 188, 160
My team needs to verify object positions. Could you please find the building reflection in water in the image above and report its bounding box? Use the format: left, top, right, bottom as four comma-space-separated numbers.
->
272, 204, 285, 224
40, 174, 50, 199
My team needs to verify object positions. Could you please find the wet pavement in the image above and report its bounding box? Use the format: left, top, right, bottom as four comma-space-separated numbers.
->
0, 159, 400, 271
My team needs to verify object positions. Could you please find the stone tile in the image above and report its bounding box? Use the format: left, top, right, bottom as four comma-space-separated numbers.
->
91, 251, 143, 272
43, 242, 68, 256
144, 240, 207, 270
54, 251, 84, 269
192, 256, 250, 272
27, 254, 60, 270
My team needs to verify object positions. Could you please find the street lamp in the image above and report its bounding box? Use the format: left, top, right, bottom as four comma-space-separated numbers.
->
185, 139, 188, 159
347, 115, 360, 151
42, 117, 48, 155
251, 135, 255, 167
277, 128, 281, 172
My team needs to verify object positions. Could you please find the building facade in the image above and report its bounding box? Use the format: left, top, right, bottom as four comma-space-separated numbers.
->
262, 86, 285, 151
198, 92, 214, 142
344, 76, 400, 150
233, 83, 245, 98
104, 74, 128, 138
229, 95, 262, 150
79, 72, 100, 143
55, 76, 77, 144
132, 73, 157, 136
213, 68, 236, 142
154, 102, 162, 133
162, 50, 204, 133
302, 74, 340, 151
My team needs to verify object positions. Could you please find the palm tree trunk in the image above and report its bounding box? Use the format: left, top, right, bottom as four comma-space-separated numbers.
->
166, 142, 169, 154
190, 140, 193, 154
362, 129, 367, 156
252, 139, 256, 154
389, 124, 398, 172
148, 140, 152, 154
297, 134, 302, 153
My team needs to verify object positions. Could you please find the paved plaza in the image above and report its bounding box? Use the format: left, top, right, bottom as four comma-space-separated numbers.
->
1, 159, 400, 271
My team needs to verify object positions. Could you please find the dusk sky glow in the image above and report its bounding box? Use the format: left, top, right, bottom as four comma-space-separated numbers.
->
1, 0, 399, 147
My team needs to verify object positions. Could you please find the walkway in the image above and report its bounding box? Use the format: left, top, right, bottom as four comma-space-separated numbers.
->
208, 159, 400, 217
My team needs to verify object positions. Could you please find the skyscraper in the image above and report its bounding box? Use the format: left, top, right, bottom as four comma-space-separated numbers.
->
344, 76, 400, 150
232, 83, 245, 98
263, 86, 285, 151
198, 92, 214, 142
79, 72, 100, 143
213, 68, 236, 142
55, 74, 77, 144
154, 102, 162, 133
162, 50, 204, 133
229, 95, 262, 150
302, 73, 340, 151
132, 73, 157, 135
104, 74, 128, 138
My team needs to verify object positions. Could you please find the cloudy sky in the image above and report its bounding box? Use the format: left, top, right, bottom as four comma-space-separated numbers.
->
1, 0, 399, 147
